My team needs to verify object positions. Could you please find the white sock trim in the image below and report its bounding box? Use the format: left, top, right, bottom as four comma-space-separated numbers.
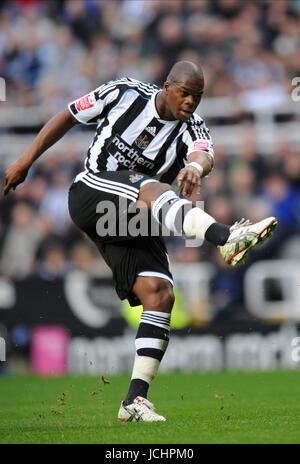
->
152, 190, 179, 222
141, 311, 171, 330
135, 337, 169, 351
139, 310, 171, 334
142, 310, 171, 320
164, 199, 190, 233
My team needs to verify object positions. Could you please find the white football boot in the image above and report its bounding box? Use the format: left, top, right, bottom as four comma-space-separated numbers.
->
219, 217, 278, 266
118, 396, 166, 422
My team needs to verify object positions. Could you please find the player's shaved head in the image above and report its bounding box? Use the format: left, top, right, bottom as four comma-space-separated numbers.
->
156, 60, 204, 121
167, 61, 204, 86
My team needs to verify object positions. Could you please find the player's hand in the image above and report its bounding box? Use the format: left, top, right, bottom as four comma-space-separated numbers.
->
176, 165, 201, 199
3, 161, 29, 196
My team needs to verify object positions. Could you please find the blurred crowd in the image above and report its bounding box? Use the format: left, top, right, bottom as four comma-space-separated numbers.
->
0, 0, 300, 319
1, 0, 300, 109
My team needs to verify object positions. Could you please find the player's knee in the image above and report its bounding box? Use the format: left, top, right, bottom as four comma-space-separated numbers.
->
156, 283, 175, 312
150, 284, 174, 312
141, 278, 174, 312
139, 182, 171, 207
158, 182, 172, 192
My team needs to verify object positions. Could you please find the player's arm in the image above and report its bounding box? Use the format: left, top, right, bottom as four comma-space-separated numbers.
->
176, 118, 214, 202
4, 109, 78, 195
177, 150, 213, 202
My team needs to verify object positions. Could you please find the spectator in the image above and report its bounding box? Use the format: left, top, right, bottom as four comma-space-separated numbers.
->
39, 169, 72, 235
35, 240, 69, 280
0, 202, 46, 277
261, 172, 300, 229
69, 240, 111, 276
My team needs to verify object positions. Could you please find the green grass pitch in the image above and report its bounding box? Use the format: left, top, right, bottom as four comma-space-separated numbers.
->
0, 371, 300, 444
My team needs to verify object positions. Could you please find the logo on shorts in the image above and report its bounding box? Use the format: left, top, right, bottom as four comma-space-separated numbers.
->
129, 174, 144, 183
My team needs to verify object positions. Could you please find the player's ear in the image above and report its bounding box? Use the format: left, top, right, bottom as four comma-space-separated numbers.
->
164, 81, 171, 94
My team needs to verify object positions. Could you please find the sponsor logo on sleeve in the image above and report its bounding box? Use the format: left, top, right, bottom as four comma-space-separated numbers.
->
75, 93, 96, 112
193, 140, 210, 151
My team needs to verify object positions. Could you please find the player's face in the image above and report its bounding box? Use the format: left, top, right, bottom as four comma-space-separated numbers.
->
165, 76, 204, 121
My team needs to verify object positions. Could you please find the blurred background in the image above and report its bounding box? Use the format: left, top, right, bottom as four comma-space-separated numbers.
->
0, 0, 300, 375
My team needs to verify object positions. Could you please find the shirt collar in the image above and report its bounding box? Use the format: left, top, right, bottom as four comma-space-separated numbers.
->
150, 90, 162, 119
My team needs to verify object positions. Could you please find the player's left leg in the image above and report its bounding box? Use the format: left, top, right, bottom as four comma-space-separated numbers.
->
139, 181, 232, 245
139, 182, 278, 266
118, 275, 173, 422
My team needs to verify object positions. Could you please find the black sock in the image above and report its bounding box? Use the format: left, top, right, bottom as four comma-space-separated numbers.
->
123, 379, 149, 406
205, 222, 230, 246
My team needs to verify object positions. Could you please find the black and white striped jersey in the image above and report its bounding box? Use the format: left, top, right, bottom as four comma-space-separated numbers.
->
68, 77, 214, 185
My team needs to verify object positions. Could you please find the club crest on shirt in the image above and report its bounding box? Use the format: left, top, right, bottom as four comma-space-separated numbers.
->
129, 174, 144, 183
135, 134, 150, 150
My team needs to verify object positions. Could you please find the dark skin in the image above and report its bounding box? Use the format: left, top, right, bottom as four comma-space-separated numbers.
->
156, 74, 204, 122
3, 68, 213, 312
3, 109, 78, 195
